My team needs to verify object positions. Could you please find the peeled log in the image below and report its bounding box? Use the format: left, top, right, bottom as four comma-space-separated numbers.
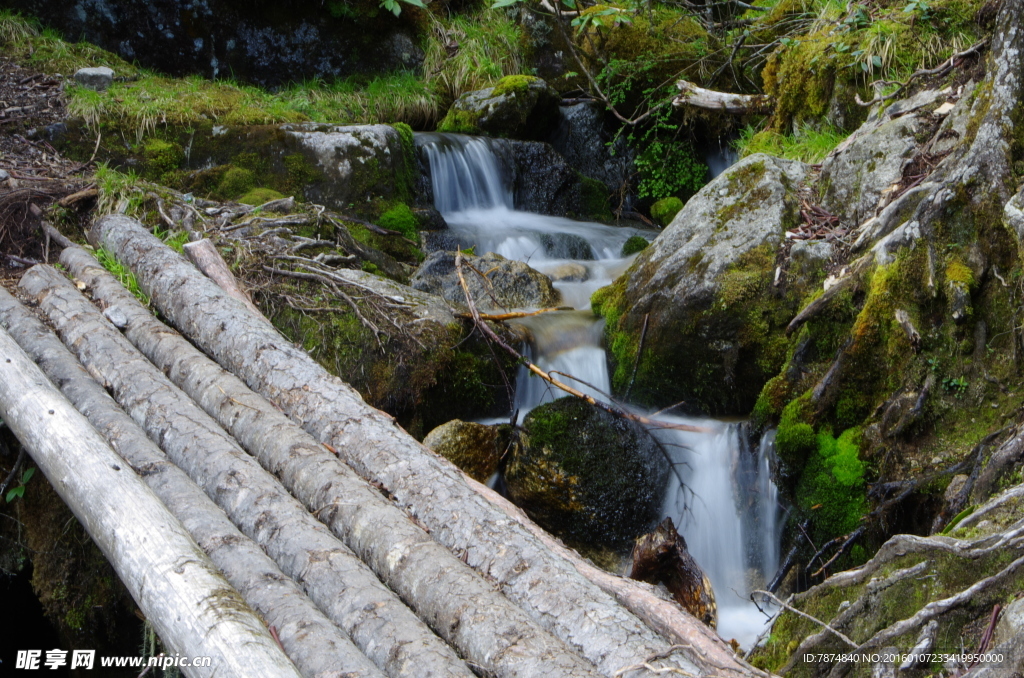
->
673, 80, 773, 115
59, 245, 604, 678
93, 214, 764, 678
0, 326, 300, 678
182, 238, 266, 321
19, 264, 475, 678
0, 288, 384, 678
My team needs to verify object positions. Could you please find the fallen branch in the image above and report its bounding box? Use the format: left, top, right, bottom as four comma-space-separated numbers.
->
456, 307, 570, 321
673, 81, 774, 115
455, 253, 706, 434
751, 590, 858, 648
183, 239, 268, 323
56, 186, 97, 208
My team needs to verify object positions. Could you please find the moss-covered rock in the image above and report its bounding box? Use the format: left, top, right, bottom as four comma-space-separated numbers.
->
650, 196, 683, 226
506, 397, 669, 554
593, 154, 810, 413
422, 420, 510, 482
621, 235, 649, 257
437, 75, 560, 141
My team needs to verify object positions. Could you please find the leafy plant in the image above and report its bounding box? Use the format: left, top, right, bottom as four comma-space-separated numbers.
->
5, 467, 35, 503
379, 0, 426, 16
942, 375, 968, 397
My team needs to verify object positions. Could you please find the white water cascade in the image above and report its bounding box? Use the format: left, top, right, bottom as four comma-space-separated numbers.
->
418, 132, 782, 646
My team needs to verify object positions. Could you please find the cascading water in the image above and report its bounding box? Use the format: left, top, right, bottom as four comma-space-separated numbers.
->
418, 132, 780, 646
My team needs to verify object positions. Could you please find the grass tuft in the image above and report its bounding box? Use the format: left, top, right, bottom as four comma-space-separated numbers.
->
735, 123, 847, 163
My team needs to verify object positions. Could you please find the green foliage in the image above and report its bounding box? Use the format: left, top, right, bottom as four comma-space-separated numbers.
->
378, 203, 419, 239
650, 197, 683, 226
94, 163, 145, 216
621, 236, 650, 256
422, 11, 526, 102
96, 247, 149, 306
579, 174, 613, 221
634, 130, 707, 202
5, 466, 35, 503
735, 123, 847, 163
379, 0, 426, 17
142, 138, 183, 179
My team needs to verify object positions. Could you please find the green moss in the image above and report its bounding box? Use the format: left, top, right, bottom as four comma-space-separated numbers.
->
775, 394, 816, 469
621, 236, 650, 257
217, 167, 256, 199
650, 196, 683, 226
141, 138, 183, 180
437, 108, 483, 135
377, 203, 418, 240
239, 187, 285, 205
945, 258, 975, 287
390, 122, 417, 202
492, 74, 541, 97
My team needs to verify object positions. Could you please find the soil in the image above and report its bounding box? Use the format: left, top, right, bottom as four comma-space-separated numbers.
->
0, 57, 91, 289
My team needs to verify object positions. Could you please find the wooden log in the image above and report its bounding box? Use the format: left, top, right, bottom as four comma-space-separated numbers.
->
0, 326, 300, 678
65, 246, 745, 674
59, 248, 605, 678
92, 214, 765, 678
673, 80, 774, 115
182, 239, 267, 321
0, 288, 384, 678
18, 265, 475, 678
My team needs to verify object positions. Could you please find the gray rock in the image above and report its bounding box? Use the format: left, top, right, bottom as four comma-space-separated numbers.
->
1005, 186, 1024, 251
595, 153, 809, 411
74, 67, 114, 91
411, 251, 560, 312
547, 263, 589, 283
550, 102, 634, 195
539, 233, 594, 260
440, 76, 560, 141
0, 169, 9, 182
790, 240, 833, 264
820, 113, 923, 228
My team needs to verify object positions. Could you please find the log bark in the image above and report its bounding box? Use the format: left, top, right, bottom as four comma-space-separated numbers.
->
18, 264, 474, 678
181, 239, 266, 321
92, 214, 765, 678
0, 288, 384, 678
59, 245, 605, 678
673, 80, 773, 115
0, 324, 300, 678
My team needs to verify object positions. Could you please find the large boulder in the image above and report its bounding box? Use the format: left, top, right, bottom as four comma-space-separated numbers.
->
411, 251, 560, 311
437, 75, 560, 141
593, 153, 810, 413
506, 397, 669, 555
549, 101, 634, 195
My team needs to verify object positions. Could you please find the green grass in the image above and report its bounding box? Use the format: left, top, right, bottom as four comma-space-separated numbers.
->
95, 247, 149, 306
735, 123, 847, 163
421, 10, 526, 102
94, 163, 146, 216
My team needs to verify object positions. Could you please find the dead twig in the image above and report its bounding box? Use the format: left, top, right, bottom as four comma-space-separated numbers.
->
752, 590, 858, 648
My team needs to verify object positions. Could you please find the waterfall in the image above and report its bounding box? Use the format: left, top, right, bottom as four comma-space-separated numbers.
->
418, 132, 781, 647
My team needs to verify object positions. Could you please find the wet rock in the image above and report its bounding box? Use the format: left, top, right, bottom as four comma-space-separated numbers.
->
539, 233, 594, 260
494, 140, 585, 217
74, 67, 113, 91
438, 75, 560, 141
547, 263, 589, 283
423, 420, 506, 483
505, 397, 669, 554
594, 153, 809, 412
410, 251, 560, 311
8, 0, 418, 87
629, 517, 717, 628
413, 207, 447, 232
549, 101, 634, 195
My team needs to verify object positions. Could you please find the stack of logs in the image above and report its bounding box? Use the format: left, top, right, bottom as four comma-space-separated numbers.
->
0, 215, 771, 678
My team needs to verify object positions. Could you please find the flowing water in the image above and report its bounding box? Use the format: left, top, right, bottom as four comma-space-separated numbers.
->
417, 132, 782, 646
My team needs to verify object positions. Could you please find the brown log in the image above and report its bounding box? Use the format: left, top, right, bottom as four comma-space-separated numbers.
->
182, 239, 266, 321
56, 186, 98, 207
673, 80, 774, 115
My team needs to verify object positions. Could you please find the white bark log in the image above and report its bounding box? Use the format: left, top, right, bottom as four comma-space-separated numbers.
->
18, 264, 474, 678
92, 214, 763, 678
59, 245, 604, 678
0, 324, 300, 678
0, 287, 384, 678
673, 80, 773, 115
